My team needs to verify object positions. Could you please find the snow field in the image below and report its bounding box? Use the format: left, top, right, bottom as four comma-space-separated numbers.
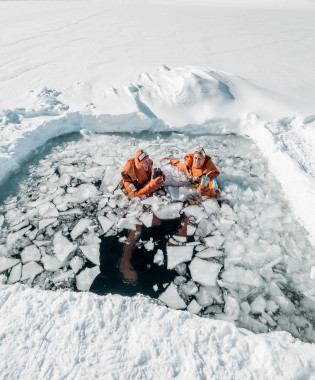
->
1, 283, 315, 380
0, 132, 314, 342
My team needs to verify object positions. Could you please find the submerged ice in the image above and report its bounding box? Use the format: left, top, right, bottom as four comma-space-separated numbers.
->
0, 132, 315, 343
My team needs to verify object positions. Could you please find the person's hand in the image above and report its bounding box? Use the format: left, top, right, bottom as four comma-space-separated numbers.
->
150, 175, 164, 191
164, 158, 179, 166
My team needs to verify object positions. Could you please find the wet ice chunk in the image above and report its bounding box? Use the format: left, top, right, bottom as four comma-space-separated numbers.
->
154, 250, 164, 266
223, 295, 240, 321
8, 263, 22, 284
187, 225, 196, 236
195, 286, 222, 307
116, 217, 140, 231
7, 226, 32, 246
180, 280, 198, 296
196, 248, 223, 259
72, 184, 101, 203
187, 299, 202, 314
183, 205, 207, 222
311, 266, 315, 280
52, 270, 75, 284
0, 257, 20, 273
53, 231, 76, 262
154, 203, 182, 220
158, 282, 186, 309
189, 258, 222, 286
76, 266, 100, 291
0, 215, 4, 227
20, 261, 43, 281
37, 202, 59, 218
204, 235, 225, 249
202, 199, 220, 214
41, 253, 63, 271
21, 245, 41, 263
166, 246, 194, 269
93, 156, 114, 166
269, 281, 295, 314
69, 256, 84, 274
38, 218, 57, 231
144, 239, 154, 251
250, 295, 266, 314
98, 216, 114, 234
79, 245, 100, 265
70, 218, 92, 240
140, 212, 153, 228
221, 267, 264, 288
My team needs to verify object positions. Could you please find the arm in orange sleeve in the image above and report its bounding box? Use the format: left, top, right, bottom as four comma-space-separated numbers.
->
167, 158, 188, 172
204, 158, 220, 179
123, 175, 164, 197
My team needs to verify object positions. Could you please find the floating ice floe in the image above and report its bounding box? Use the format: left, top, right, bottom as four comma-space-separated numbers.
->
98, 216, 114, 234
0, 257, 20, 273
53, 231, 76, 263
20, 261, 43, 282
76, 266, 100, 291
20, 245, 41, 263
189, 258, 222, 287
159, 282, 186, 309
166, 245, 194, 270
79, 245, 100, 265
70, 218, 92, 240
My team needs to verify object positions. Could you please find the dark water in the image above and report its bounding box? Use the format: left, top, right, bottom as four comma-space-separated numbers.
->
90, 217, 185, 298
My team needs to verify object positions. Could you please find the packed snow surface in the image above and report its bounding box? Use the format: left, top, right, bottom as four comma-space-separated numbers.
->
1, 284, 315, 380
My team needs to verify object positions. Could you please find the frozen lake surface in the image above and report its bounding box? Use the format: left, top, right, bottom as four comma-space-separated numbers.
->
0, 132, 314, 342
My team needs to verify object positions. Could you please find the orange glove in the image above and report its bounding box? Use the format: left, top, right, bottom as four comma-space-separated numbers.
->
198, 185, 219, 199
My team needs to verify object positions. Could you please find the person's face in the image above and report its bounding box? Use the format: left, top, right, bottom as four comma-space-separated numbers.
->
193, 153, 203, 168
142, 157, 150, 171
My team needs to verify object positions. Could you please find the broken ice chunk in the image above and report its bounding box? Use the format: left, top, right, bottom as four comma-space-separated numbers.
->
202, 198, 220, 214
158, 282, 186, 309
144, 239, 154, 251
223, 295, 240, 321
204, 235, 225, 249
183, 205, 207, 223
195, 285, 222, 307
250, 295, 266, 314
189, 258, 222, 287
187, 299, 202, 314
70, 218, 92, 240
76, 266, 100, 291
20, 245, 41, 263
41, 253, 63, 271
116, 217, 140, 231
53, 231, 76, 262
79, 245, 100, 265
166, 246, 194, 269
221, 267, 264, 288
180, 280, 198, 296
7, 226, 32, 246
154, 250, 164, 266
241, 302, 251, 315
196, 248, 223, 259
93, 156, 114, 166
52, 270, 75, 284
154, 203, 182, 220
173, 236, 187, 243
38, 218, 57, 231
311, 266, 315, 280
269, 281, 295, 314
37, 202, 59, 218
98, 216, 114, 234
187, 225, 196, 236
20, 261, 43, 281
140, 212, 153, 228
69, 256, 84, 274
8, 263, 22, 284
153, 284, 158, 292
0, 257, 20, 273
0, 215, 4, 227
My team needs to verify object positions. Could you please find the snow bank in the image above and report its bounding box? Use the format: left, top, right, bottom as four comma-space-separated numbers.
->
0, 284, 314, 380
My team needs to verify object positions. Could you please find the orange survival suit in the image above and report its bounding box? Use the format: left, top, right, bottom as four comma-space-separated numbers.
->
121, 149, 165, 197
168, 147, 220, 198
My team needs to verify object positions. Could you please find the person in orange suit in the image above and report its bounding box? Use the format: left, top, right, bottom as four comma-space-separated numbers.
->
167, 147, 220, 198
121, 149, 165, 197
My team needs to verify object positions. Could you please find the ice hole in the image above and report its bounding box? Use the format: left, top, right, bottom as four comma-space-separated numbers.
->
0, 131, 315, 343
